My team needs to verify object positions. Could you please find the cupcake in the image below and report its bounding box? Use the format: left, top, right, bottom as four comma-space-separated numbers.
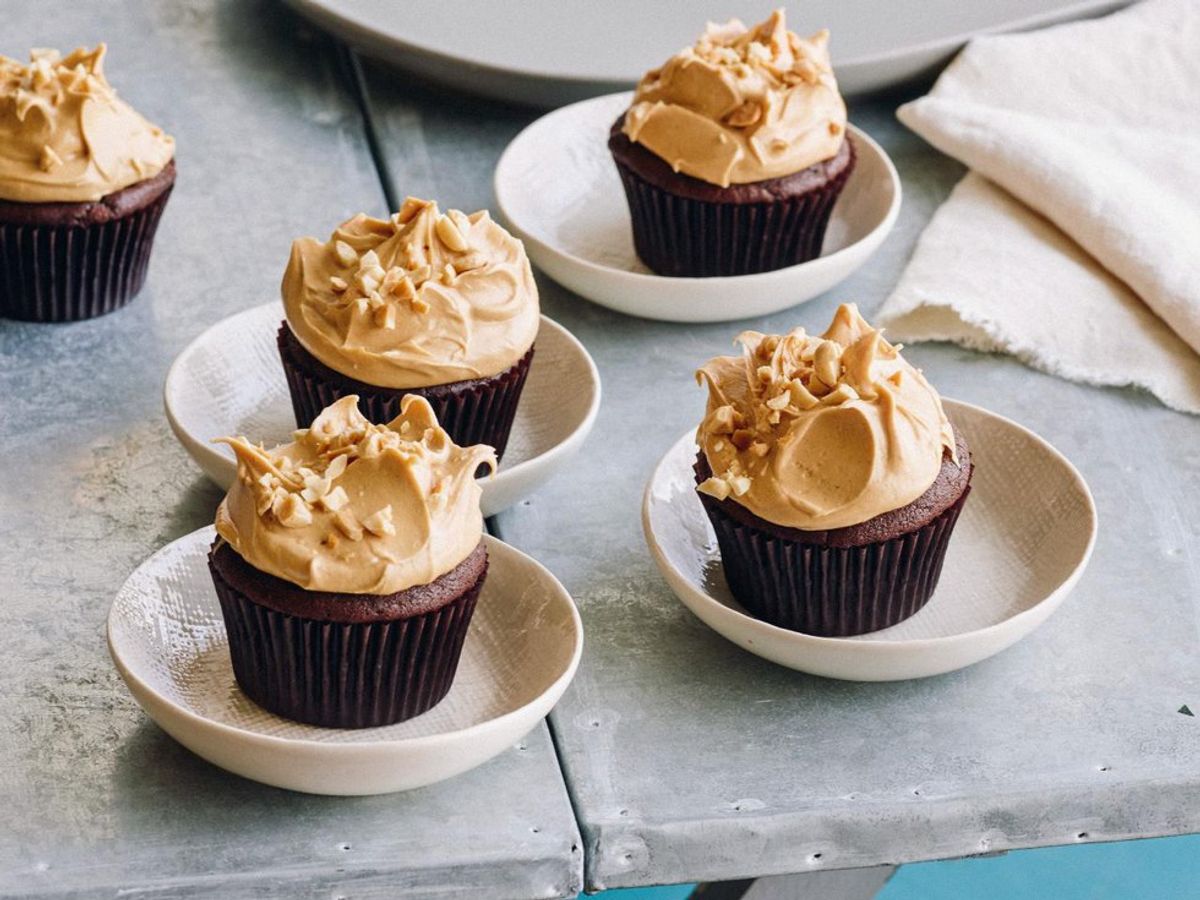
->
694, 304, 972, 637
609, 10, 854, 278
0, 45, 175, 321
278, 196, 539, 461
208, 394, 496, 728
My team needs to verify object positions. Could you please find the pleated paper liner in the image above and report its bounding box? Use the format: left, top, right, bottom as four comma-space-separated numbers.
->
699, 479, 971, 638
0, 176, 174, 322
209, 544, 486, 729
613, 140, 855, 278
278, 323, 532, 461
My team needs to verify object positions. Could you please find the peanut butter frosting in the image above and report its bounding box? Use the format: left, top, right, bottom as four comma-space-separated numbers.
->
215, 395, 495, 595
696, 304, 957, 530
0, 45, 174, 203
622, 10, 846, 188
282, 197, 540, 389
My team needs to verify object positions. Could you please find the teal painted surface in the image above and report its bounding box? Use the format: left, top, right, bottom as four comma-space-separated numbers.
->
588, 885, 695, 900
881, 835, 1200, 899
589, 836, 1200, 899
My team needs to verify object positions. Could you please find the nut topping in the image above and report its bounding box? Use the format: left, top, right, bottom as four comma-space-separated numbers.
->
372, 303, 396, 329
395, 196, 429, 225
435, 214, 469, 253
821, 383, 859, 406
813, 340, 843, 388
724, 100, 762, 128
728, 474, 752, 496
333, 240, 358, 267
333, 509, 363, 541
788, 378, 820, 410
362, 505, 396, 537
273, 493, 312, 528
319, 486, 349, 511
697, 477, 730, 501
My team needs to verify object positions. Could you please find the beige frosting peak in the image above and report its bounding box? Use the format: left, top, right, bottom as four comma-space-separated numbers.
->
0, 45, 174, 203
696, 304, 957, 530
622, 9, 847, 188
282, 197, 540, 389
215, 395, 495, 595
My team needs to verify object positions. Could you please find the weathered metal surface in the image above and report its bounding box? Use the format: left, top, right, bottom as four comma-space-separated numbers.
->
361, 65, 1200, 891
0, 4, 581, 897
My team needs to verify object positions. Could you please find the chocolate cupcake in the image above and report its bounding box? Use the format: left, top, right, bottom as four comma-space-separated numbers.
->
609, 10, 854, 278
209, 394, 496, 728
0, 45, 175, 321
279, 197, 539, 460
694, 304, 973, 637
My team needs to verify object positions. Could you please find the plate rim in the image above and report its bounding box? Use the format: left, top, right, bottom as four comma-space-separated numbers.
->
107, 527, 584, 753
642, 397, 1098, 659
163, 306, 602, 497
493, 91, 901, 290
285, 0, 1129, 98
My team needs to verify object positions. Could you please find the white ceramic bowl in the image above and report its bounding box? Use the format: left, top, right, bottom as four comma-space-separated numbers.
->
108, 529, 583, 796
643, 399, 1097, 681
164, 304, 600, 517
494, 92, 900, 323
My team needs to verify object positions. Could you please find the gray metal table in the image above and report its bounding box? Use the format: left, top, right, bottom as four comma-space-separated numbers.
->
5, 2, 1198, 896
358, 52, 1200, 895
0, 3, 581, 897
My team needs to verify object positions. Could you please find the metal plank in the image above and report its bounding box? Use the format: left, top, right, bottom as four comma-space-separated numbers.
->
0, 4, 581, 897
359, 63, 1200, 892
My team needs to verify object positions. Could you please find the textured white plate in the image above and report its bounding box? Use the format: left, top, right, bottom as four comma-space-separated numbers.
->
494, 92, 899, 324
108, 529, 583, 795
287, 0, 1128, 105
643, 399, 1097, 681
164, 304, 600, 517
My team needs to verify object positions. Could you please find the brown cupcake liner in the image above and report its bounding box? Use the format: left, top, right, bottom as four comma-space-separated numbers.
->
700, 486, 970, 637
209, 552, 486, 729
0, 186, 173, 322
278, 323, 532, 460
614, 144, 855, 278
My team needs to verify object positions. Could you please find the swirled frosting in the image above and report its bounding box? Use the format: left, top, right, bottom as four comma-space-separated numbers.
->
622, 9, 846, 188
282, 197, 540, 389
696, 304, 957, 530
215, 395, 495, 595
0, 45, 174, 203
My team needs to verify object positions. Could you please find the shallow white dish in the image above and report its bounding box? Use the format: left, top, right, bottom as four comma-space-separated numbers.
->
494, 92, 899, 324
287, 0, 1128, 105
108, 529, 583, 796
164, 304, 600, 517
642, 399, 1097, 681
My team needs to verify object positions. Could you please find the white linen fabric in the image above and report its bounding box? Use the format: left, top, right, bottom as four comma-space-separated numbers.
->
878, 0, 1200, 413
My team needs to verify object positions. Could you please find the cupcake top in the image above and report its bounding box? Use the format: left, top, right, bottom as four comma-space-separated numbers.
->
282, 197, 540, 389
696, 303, 957, 530
621, 9, 846, 188
0, 45, 174, 203
215, 395, 495, 595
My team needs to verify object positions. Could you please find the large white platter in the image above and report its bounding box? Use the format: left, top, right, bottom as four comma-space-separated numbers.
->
643, 399, 1097, 681
164, 304, 600, 518
495, 93, 899, 324
108, 529, 583, 796
287, 0, 1128, 105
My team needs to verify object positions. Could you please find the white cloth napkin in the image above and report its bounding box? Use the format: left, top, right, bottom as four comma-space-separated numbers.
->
877, 0, 1200, 413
